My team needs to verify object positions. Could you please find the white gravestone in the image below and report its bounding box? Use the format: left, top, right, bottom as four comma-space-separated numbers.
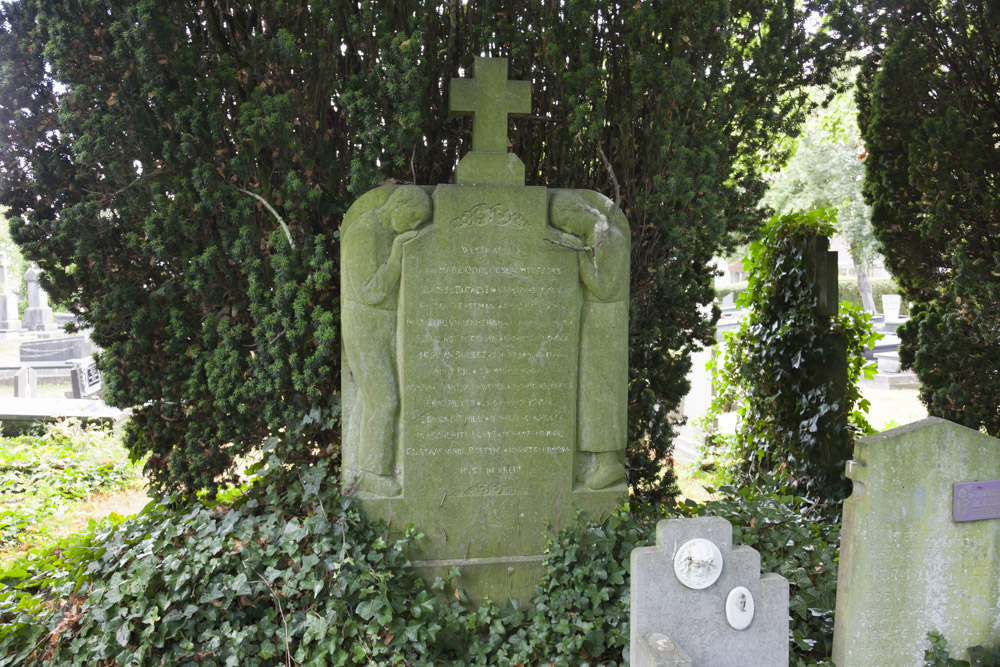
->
0, 253, 20, 333
631, 516, 790, 667
881, 293, 902, 321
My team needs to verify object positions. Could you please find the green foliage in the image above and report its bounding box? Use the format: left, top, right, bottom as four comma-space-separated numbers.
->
0, 1, 860, 498
0, 454, 841, 665
858, 0, 1000, 435
764, 89, 878, 274
706, 211, 880, 497
0, 421, 141, 549
925, 631, 1000, 667
715, 277, 905, 317
715, 281, 749, 305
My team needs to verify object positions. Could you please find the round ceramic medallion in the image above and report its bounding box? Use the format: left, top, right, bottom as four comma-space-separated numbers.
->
725, 586, 755, 630
672, 538, 723, 589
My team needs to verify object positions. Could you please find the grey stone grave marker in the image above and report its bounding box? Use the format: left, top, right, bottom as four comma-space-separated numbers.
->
22, 265, 56, 331
20, 335, 93, 363
13, 367, 37, 398
0, 252, 21, 334
833, 418, 1000, 665
630, 516, 790, 667
341, 57, 629, 603
69, 358, 102, 399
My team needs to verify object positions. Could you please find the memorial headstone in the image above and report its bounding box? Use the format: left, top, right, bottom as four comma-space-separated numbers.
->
881, 293, 902, 321
13, 367, 37, 398
68, 358, 102, 399
22, 265, 56, 331
0, 252, 21, 334
630, 516, 790, 667
833, 418, 1000, 666
20, 335, 93, 363
341, 57, 629, 602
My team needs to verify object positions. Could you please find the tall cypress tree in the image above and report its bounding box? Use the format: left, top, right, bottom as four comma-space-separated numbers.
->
858, 0, 1000, 435
0, 1, 859, 497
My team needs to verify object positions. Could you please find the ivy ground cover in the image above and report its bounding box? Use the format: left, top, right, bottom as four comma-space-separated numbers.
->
0, 420, 142, 551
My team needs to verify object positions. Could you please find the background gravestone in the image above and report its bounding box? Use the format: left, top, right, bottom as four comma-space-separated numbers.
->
341, 57, 628, 603
833, 418, 1000, 665
630, 516, 790, 667
22, 265, 56, 331
0, 253, 20, 334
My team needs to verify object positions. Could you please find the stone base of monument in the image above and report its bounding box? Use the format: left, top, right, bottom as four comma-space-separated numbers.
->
355, 483, 625, 604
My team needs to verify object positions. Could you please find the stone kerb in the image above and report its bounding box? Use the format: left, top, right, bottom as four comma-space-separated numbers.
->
630, 516, 789, 667
833, 418, 1000, 666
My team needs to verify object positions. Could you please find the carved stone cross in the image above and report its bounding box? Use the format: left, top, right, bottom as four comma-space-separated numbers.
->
449, 57, 531, 185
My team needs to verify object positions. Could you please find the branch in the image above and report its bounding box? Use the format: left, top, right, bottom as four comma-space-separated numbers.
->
237, 188, 296, 249
543, 134, 623, 254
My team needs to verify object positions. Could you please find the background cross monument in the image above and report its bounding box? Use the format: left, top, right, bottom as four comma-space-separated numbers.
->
449, 57, 531, 186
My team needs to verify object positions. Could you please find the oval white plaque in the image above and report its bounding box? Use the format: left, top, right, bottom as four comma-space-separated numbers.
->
726, 586, 755, 630
672, 538, 723, 589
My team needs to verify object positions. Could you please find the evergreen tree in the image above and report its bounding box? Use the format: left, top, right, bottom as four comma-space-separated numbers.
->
765, 91, 880, 312
0, 1, 859, 497
858, 0, 1000, 434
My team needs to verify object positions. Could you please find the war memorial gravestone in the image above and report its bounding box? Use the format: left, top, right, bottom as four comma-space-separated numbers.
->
340, 58, 628, 602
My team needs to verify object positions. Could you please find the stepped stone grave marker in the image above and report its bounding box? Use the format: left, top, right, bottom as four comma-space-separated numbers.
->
833, 418, 1000, 666
630, 516, 789, 667
341, 57, 628, 602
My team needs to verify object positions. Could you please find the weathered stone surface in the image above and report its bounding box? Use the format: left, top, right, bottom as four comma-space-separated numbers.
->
833, 418, 1000, 666
341, 57, 628, 602
630, 517, 789, 667
634, 634, 692, 667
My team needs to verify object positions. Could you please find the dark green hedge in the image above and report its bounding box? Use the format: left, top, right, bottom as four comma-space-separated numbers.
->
0, 1, 860, 497
859, 0, 1000, 435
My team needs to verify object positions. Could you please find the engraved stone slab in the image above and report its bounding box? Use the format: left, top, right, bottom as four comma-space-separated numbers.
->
954, 479, 1000, 523
630, 517, 789, 666
341, 55, 627, 604
833, 418, 1000, 666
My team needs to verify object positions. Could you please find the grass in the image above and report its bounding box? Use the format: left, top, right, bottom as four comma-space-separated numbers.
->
0, 420, 143, 557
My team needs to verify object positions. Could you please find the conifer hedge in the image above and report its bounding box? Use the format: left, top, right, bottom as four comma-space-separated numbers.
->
858, 0, 1000, 436
0, 1, 859, 497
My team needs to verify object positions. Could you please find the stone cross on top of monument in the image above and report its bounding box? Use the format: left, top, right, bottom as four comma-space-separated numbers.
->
449, 57, 531, 186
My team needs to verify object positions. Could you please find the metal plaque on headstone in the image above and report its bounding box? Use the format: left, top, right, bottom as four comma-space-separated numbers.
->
953, 479, 1000, 523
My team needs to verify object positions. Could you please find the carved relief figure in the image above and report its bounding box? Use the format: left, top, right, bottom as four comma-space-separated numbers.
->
673, 538, 724, 590
342, 186, 432, 496
549, 190, 629, 489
